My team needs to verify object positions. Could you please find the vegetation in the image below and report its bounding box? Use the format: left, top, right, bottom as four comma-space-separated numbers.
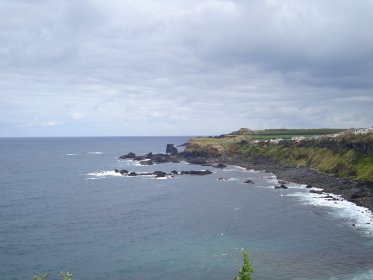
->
34, 274, 49, 280
34, 272, 72, 280
253, 128, 345, 136
186, 129, 373, 182
234, 251, 254, 280
34, 255, 254, 280
196, 128, 346, 142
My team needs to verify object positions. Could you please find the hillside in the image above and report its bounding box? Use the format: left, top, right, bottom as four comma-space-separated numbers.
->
184, 129, 373, 182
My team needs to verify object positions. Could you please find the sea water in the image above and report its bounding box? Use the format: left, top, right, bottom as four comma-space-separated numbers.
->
0, 137, 372, 280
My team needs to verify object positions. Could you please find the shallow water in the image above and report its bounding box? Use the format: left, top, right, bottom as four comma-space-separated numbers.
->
0, 137, 372, 280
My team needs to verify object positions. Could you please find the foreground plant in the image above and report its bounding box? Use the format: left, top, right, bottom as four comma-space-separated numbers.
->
34, 273, 49, 280
234, 251, 254, 280
60, 272, 73, 280
33, 272, 72, 280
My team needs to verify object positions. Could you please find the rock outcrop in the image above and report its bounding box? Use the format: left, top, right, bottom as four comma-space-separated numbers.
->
119, 152, 136, 159
180, 170, 212, 175
166, 144, 178, 155
182, 142, 225, 158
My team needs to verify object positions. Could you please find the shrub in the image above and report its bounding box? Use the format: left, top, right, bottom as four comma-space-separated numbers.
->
34, 272, 72, 280
234, 251, 254, 280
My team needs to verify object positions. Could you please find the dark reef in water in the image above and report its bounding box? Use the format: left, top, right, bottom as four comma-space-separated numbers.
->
117, 142, 373, 211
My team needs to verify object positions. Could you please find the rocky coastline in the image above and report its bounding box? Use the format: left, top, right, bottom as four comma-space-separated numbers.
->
220, 155, 373, 211
118, 144, 373, 212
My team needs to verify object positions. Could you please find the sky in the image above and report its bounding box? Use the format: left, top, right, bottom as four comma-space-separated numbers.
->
0, 0, 372, 136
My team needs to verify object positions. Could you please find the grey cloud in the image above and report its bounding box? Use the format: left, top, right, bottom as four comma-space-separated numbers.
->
174, 0, 373, 89
0, 0, 372, 136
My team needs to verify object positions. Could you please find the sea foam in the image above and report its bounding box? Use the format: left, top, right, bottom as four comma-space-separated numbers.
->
88, 152, 104, 155
289, 190, 373, 234
86, 171, 122, 177
263, 173, 373, 234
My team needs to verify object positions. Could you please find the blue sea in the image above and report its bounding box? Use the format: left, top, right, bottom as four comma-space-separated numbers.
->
0, 137, 372, 280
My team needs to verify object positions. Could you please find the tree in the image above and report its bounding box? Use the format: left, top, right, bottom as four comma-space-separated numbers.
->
234, 251, 254, 280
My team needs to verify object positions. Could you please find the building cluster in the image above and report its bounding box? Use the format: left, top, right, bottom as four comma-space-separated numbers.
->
249, 126, 373, 145
351, 127, 373, 134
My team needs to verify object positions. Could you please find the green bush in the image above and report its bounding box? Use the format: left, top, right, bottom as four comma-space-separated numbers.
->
234, 251, 254, 280
34, 274, 49, 280
34, 272, 72, 280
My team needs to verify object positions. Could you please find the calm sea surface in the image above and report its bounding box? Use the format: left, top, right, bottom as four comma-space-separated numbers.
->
0, 137, 372, 280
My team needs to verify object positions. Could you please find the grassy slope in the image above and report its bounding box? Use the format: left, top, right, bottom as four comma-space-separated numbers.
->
187, 130, 373, 182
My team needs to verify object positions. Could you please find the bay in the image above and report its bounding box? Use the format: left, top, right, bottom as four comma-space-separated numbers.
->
0, 137, 372, 280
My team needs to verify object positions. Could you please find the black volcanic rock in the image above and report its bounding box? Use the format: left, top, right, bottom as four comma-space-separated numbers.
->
140, 160, 153, 165
146, 152, 154, 159
190, 170, 212, 175
119, 152, 136, 159
214, 163, 227, 169
274, 184, 288, 189
166, 144, 178, 155
180, 170, 213, 175
154, 171, 167, 178
134, 156, 146, 161
128, 172, 137, 176
309, 190, 323, 194
187, 158, 208, 165
244, 179, 254, 184
119, 169, 129, 175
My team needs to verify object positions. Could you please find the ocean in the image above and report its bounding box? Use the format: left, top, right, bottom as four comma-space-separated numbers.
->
0, 137, 372, 280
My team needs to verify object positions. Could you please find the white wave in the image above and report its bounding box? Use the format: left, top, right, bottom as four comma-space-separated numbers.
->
87, 171, 122, 177
309, 187, 324, 191
152, 175, 174, 180
255, 185, 271, 189
66, 153, 78, 156
218, 178, 239, 182
222, 166, 247, 172
266, 175, 278, 184
260, 173, 373, 234
329, 269, 373, 280
246, 169, 261, 173
84, 177, 105, 180
289, 190, 373, 234
116, 159, 137, 166
232, 166, 247, 171
350, 269, 373, 280
88, 152, 104, 155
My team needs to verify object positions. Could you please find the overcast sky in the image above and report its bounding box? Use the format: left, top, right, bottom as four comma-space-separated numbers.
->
1, 0, 372, 136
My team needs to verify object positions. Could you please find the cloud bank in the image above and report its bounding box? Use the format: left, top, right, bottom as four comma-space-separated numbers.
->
0, 0, 372, 136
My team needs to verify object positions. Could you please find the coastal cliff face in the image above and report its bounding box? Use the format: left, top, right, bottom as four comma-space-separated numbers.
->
183, 132, 373, 183
182, 131, 373, 210
183, 141, 225, 158
279, 133, 373, 154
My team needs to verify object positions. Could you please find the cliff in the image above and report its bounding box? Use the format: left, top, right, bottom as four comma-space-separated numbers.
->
182, 130, 373, 210
183, 132, 373, 182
